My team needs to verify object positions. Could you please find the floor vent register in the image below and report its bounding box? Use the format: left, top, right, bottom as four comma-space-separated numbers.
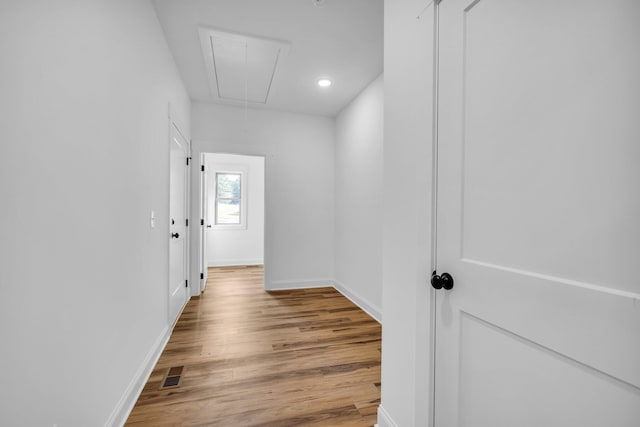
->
160, 366, 184, 389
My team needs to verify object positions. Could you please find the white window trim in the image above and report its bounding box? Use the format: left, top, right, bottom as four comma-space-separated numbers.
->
211, 165, 248, 230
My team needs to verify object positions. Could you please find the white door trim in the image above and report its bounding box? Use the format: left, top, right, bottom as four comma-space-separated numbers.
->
199, 152, 208, 292
198, 151, 267, 288
429, 3, 441, 427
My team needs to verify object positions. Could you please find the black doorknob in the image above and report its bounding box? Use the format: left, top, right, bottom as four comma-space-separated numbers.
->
431, 271, 454, 290
440, 272, 454, 290
431, 271, 443, 289
171, 233, 180, 239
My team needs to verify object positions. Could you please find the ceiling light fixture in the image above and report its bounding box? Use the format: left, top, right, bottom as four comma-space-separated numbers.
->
317, 78, 332, 87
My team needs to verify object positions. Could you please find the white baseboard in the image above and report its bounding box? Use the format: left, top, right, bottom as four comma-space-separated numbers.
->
377, 404, 399, 427
208, 258, 263, 267
333, 279, 382, 323
105, 326, 171, 427
267, 278, 334, 291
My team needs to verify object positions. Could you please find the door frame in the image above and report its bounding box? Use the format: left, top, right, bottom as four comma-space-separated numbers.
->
198, 151, 267, 289
429, 2, 442, 426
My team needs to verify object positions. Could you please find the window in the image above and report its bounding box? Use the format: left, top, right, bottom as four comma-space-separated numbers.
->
214, 171, 246, 228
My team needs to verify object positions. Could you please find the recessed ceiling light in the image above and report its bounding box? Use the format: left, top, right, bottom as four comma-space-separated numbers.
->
317, 78, 332, 87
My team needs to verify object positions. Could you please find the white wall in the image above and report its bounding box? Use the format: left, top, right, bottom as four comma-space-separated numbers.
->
379, 0, 436, 426
205, 153, 265, 267
0, 1, 190, 426
190, 103, 335, 290
334, 75, 384, 322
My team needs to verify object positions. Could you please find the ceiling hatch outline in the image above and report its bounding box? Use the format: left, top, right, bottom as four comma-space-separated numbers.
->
199, 27, 291, 105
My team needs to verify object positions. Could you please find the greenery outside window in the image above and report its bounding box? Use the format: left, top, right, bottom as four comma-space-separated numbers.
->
214, 171, 246, 228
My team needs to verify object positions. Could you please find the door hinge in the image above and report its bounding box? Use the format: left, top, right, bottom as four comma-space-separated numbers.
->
200, 219, 204, 226
200, 273, 204, 280
201, 165, 205, 172
186, 156, 192, 166
185, 279, 188, 288
185, 219, 189, 227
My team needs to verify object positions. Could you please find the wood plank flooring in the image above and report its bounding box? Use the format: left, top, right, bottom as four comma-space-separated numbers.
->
126, 266, 381, 426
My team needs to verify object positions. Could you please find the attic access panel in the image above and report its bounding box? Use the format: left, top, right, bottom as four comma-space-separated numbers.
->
199, 28, 291, 104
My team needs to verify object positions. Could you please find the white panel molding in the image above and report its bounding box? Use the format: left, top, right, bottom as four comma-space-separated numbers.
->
208, 259, 264, 267
267, 278, 335, 291
105, 326, 171, 427
333, 279, 382, 324
376, 404, 399, 427
462, 257, 640, 301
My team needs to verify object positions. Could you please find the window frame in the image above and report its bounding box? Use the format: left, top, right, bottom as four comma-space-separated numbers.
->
211, 167, 247, 230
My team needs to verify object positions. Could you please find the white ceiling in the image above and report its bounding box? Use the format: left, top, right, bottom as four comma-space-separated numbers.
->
152, 0, 384, 117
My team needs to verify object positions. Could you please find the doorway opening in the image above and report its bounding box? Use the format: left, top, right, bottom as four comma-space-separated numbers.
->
199, 153, 266, 292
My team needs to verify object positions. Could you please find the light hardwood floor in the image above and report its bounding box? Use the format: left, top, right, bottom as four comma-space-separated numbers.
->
126, 266, 381, 426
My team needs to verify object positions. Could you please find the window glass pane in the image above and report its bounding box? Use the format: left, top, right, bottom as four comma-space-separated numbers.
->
216, 173, 241, 199
216, 199, 240, 224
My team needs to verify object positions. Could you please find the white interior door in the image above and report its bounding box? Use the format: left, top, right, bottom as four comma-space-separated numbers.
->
434, 0, 640, 425
169, 123, 189, 324
200, 156, 208, 292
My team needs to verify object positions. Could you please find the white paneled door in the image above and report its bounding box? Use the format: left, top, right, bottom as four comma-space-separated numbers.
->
434, 0, 640, 425
200, 157, 208, 292
169, 123, 189, 325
